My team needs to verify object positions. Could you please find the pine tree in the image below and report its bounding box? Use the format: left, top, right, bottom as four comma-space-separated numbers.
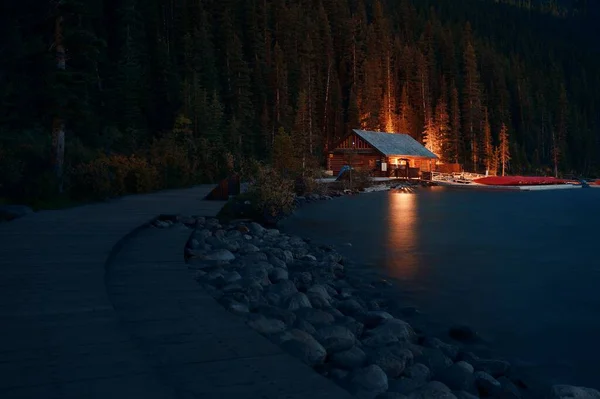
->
436, 88, 452, 163
449, 82, 461, 164
499, 123, 511, 176
462, 23, 483, 171
483, 107, 494, 174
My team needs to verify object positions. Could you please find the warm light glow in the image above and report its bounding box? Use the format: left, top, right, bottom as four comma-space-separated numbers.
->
385, 191, 419, 279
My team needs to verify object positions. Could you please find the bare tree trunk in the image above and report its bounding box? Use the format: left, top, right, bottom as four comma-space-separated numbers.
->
53, 14, 66, 193
308, 68, 313, 156
323, 61, 331, 148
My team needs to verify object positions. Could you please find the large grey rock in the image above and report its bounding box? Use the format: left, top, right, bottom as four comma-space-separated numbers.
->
549, 386, 600, 399
268, 255, 288, 269
290, 271, 313, 291
281, 333, 327, 367
414, 347, 453, 378
307, 292, 331, 309
204, 248, 235, 261
454, 391, 479, 399
242, 263, 270, 286
388, 377, 427, 395
473, 359, 511, 378
239, 243, 261, 254
286, 292, 312, 310
307, 284, 332, 301
331, 346, 367, 370
337, 299, 366, 316
436, 362, 476, 393
295, 307, 335, 326
351, 365, 389, 398
367, 347, 410, 378
247, 315, 286, 335
223, 271, 242, 284
496, 377, 523, 399
339, 316, 365, 338
254, 304, 296, 326
273, 328, 314, 345
248, 222, 266, 235
365, 319, 416, 343
422, 337, 460, 360
363, 311, 395, 328
376, 393, 408, 399
406, 381, 457, 399
268, 279, 298, 300
269, 267, 288, 283
362, 331, 400, 348
315, 325, 356, 353
404, 362, 430, 382
473, 371, 501, 396
294, 318, 317, 335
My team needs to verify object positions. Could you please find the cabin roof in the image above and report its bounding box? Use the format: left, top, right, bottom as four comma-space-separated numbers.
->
352, 129, 438, 159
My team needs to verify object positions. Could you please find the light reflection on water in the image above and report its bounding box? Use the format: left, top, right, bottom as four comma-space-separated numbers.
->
385, 191, 419, 280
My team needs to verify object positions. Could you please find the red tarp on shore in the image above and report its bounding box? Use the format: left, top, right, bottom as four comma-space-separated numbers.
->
473, 176, 579, 186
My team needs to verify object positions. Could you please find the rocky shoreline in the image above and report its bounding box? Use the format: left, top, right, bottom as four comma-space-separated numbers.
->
156, 204, 600, 399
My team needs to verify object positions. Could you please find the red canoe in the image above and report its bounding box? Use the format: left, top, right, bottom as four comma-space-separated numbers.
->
473, 176, 580, 186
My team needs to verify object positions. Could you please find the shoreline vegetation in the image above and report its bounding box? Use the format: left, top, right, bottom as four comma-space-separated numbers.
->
172, 206, 600, 399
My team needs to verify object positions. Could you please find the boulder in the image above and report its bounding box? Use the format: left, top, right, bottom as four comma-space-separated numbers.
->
406, 381, 457, 399
365, 319, 416, 343
414, 348, 453, 378
367, 347, 410, 378
307, 284, 332, 302
269, 267, 289, 283
473, 371, 501, 397
548, 386, 600, 399
286, 292, 312, 310
247, 315, 286, 335
249, 222, 266, 236
363, 311, 395, 328
295, 307, 335, 326
223, 271, 242, 284
376, 394, 409, 399
337, 299, 366, 316
436, 362, 476, 393
473, 359, 511, 378
388, 377, 427, 395
453, 391, 479, 399
268, 280, 298, 301
254, 304, 296, 326
331, 346, 367, 370
422, 337, 460, 360
242, 263, 270, 286
294, 319, 317, 335
351, 365, 389, 398
281, 334, 327, 367
404, 363, 431, 383
496, 377, 523, 399
204, 249, 235, 262
315, 325, 356, 353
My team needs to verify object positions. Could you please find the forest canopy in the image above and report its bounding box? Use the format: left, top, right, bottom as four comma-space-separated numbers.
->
1, 0, 599, 203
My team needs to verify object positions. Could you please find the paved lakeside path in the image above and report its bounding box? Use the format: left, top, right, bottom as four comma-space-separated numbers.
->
0, 186, 353, 398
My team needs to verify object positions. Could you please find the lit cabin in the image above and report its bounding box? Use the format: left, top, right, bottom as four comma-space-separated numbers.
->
327, 129, 439, 179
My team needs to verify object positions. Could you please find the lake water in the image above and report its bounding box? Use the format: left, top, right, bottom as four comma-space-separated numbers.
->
281, 187, 600, 389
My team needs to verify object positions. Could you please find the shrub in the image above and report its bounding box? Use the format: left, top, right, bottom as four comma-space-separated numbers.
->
247, 163, 295, 222
70, 153, 158, 199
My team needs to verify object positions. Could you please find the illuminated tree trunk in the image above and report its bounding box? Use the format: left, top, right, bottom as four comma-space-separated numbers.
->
499, 123, 511, 176
53, 14, 66, 192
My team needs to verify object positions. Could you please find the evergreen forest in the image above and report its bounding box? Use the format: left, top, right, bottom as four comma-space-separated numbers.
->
1, 0, 599, 204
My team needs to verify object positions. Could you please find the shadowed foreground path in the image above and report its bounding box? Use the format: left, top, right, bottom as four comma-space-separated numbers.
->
0, 186, 353, 398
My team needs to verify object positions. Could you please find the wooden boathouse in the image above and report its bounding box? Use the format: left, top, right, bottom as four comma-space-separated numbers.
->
327, 129, 439, 178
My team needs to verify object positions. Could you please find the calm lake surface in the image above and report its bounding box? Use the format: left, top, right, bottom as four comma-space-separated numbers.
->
281, 187, 600, 389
